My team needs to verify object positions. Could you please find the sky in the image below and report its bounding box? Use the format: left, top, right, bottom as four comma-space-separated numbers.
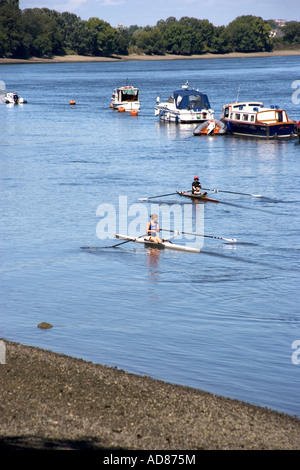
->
18, 0, 300, 28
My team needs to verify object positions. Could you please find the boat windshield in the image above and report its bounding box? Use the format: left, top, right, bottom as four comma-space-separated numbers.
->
120, 88, 139, 102
174, 90, 210, 110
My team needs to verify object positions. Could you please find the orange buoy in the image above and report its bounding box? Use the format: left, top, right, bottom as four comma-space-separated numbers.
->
69, 100, 76, 105
131, 110, 138, 116
118, 107, 125, 112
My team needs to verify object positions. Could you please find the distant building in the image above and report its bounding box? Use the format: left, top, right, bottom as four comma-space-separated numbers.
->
274, 19, 287, 27
270, 19, 287, 38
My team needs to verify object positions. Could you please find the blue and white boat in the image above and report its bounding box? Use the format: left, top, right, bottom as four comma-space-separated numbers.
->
155, 82, 214, 124
220, 101, 296, 138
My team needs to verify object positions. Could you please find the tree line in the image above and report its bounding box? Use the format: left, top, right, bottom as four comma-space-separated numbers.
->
1, 0, 300, 59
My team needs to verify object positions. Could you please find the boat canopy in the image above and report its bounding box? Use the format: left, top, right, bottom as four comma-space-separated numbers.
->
121, 87, 138, 96
173, 89, 211, 110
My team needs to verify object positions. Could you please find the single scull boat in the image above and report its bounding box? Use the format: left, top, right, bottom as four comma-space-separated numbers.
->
176, 191, 219, 203
115, 234, 201, 253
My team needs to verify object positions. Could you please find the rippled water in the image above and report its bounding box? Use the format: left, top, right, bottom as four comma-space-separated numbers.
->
1, 56, 300, 417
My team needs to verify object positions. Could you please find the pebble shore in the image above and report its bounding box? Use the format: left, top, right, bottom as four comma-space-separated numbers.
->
1, 340, 299, 451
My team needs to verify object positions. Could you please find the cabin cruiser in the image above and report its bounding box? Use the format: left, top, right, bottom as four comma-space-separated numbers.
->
155, 82, 214, 123
220, 101, 296, 138
111, 85, 140, 111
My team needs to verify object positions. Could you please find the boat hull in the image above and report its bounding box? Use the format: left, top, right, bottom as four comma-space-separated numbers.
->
115, 234, 201, 253
176, 191, 219, 203
223, 120, 296, 138
155, 107, 213, 123
112, 102, 140, 112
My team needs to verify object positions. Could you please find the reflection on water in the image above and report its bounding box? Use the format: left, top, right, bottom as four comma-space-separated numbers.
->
146, 248, 161, 283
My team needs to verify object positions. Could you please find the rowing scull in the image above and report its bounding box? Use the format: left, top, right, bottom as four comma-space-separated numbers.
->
115, 234, 201, 253
176, 191, 219, 203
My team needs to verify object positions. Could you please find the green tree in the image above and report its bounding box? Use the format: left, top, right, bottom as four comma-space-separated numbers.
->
22, 8, 64, 57
282, 21, 300, 44
87, 18, 126, 55
134, 26, 165, 54
226, 15, 272, 52
210, 26, 231, 53
0, 0, 23, 57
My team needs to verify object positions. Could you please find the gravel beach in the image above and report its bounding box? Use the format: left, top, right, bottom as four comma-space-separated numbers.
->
0, 340, 299, 451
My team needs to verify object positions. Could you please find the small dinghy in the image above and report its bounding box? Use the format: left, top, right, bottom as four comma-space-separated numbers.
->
193, 119, 227, 136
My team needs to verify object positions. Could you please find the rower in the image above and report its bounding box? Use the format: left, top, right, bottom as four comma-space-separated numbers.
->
192, 176, 207, 196
146, 214, 162, 243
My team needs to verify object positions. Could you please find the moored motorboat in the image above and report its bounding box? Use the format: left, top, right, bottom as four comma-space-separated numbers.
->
155, 82, 214, 124
193, 119, 227, 136
111, 85, 140, 112
0, 81, 27, 104
220, 101, 297, 138
176, 190, 220, 203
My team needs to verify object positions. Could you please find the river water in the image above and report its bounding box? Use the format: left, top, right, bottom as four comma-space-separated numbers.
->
1, 56, 299, 418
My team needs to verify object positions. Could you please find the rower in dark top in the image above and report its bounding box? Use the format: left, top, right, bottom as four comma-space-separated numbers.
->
146, 213, 162, 243
192, 176, 207, 196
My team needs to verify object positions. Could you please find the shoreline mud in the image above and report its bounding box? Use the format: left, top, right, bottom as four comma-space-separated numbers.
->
0, 50, 300, 65
1, 340, 299, 450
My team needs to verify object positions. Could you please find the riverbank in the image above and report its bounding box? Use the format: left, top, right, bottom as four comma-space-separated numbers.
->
1, 340, 299, 451
1, 50, 300, 64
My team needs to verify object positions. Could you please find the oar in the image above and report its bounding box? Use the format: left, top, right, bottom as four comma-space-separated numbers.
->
139, 191, 184, 201
105, 233, 148, 248
162, 228, 237, 242
202, 187, 262, 198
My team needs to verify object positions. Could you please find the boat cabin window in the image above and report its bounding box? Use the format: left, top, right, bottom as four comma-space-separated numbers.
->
235, 113, 240, 120
224, 107, 230, 118
242, 114, 248, 121
250, 115, 255, 122
257, 110, 277, 123
120, 88, 138, 102
187, 95, 206, 109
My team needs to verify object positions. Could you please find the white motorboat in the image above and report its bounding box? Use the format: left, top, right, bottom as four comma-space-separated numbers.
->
2, 91, 27, 104
0, 81, 27, 105
110, 85, 140, 112
155, 82, 214, 123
